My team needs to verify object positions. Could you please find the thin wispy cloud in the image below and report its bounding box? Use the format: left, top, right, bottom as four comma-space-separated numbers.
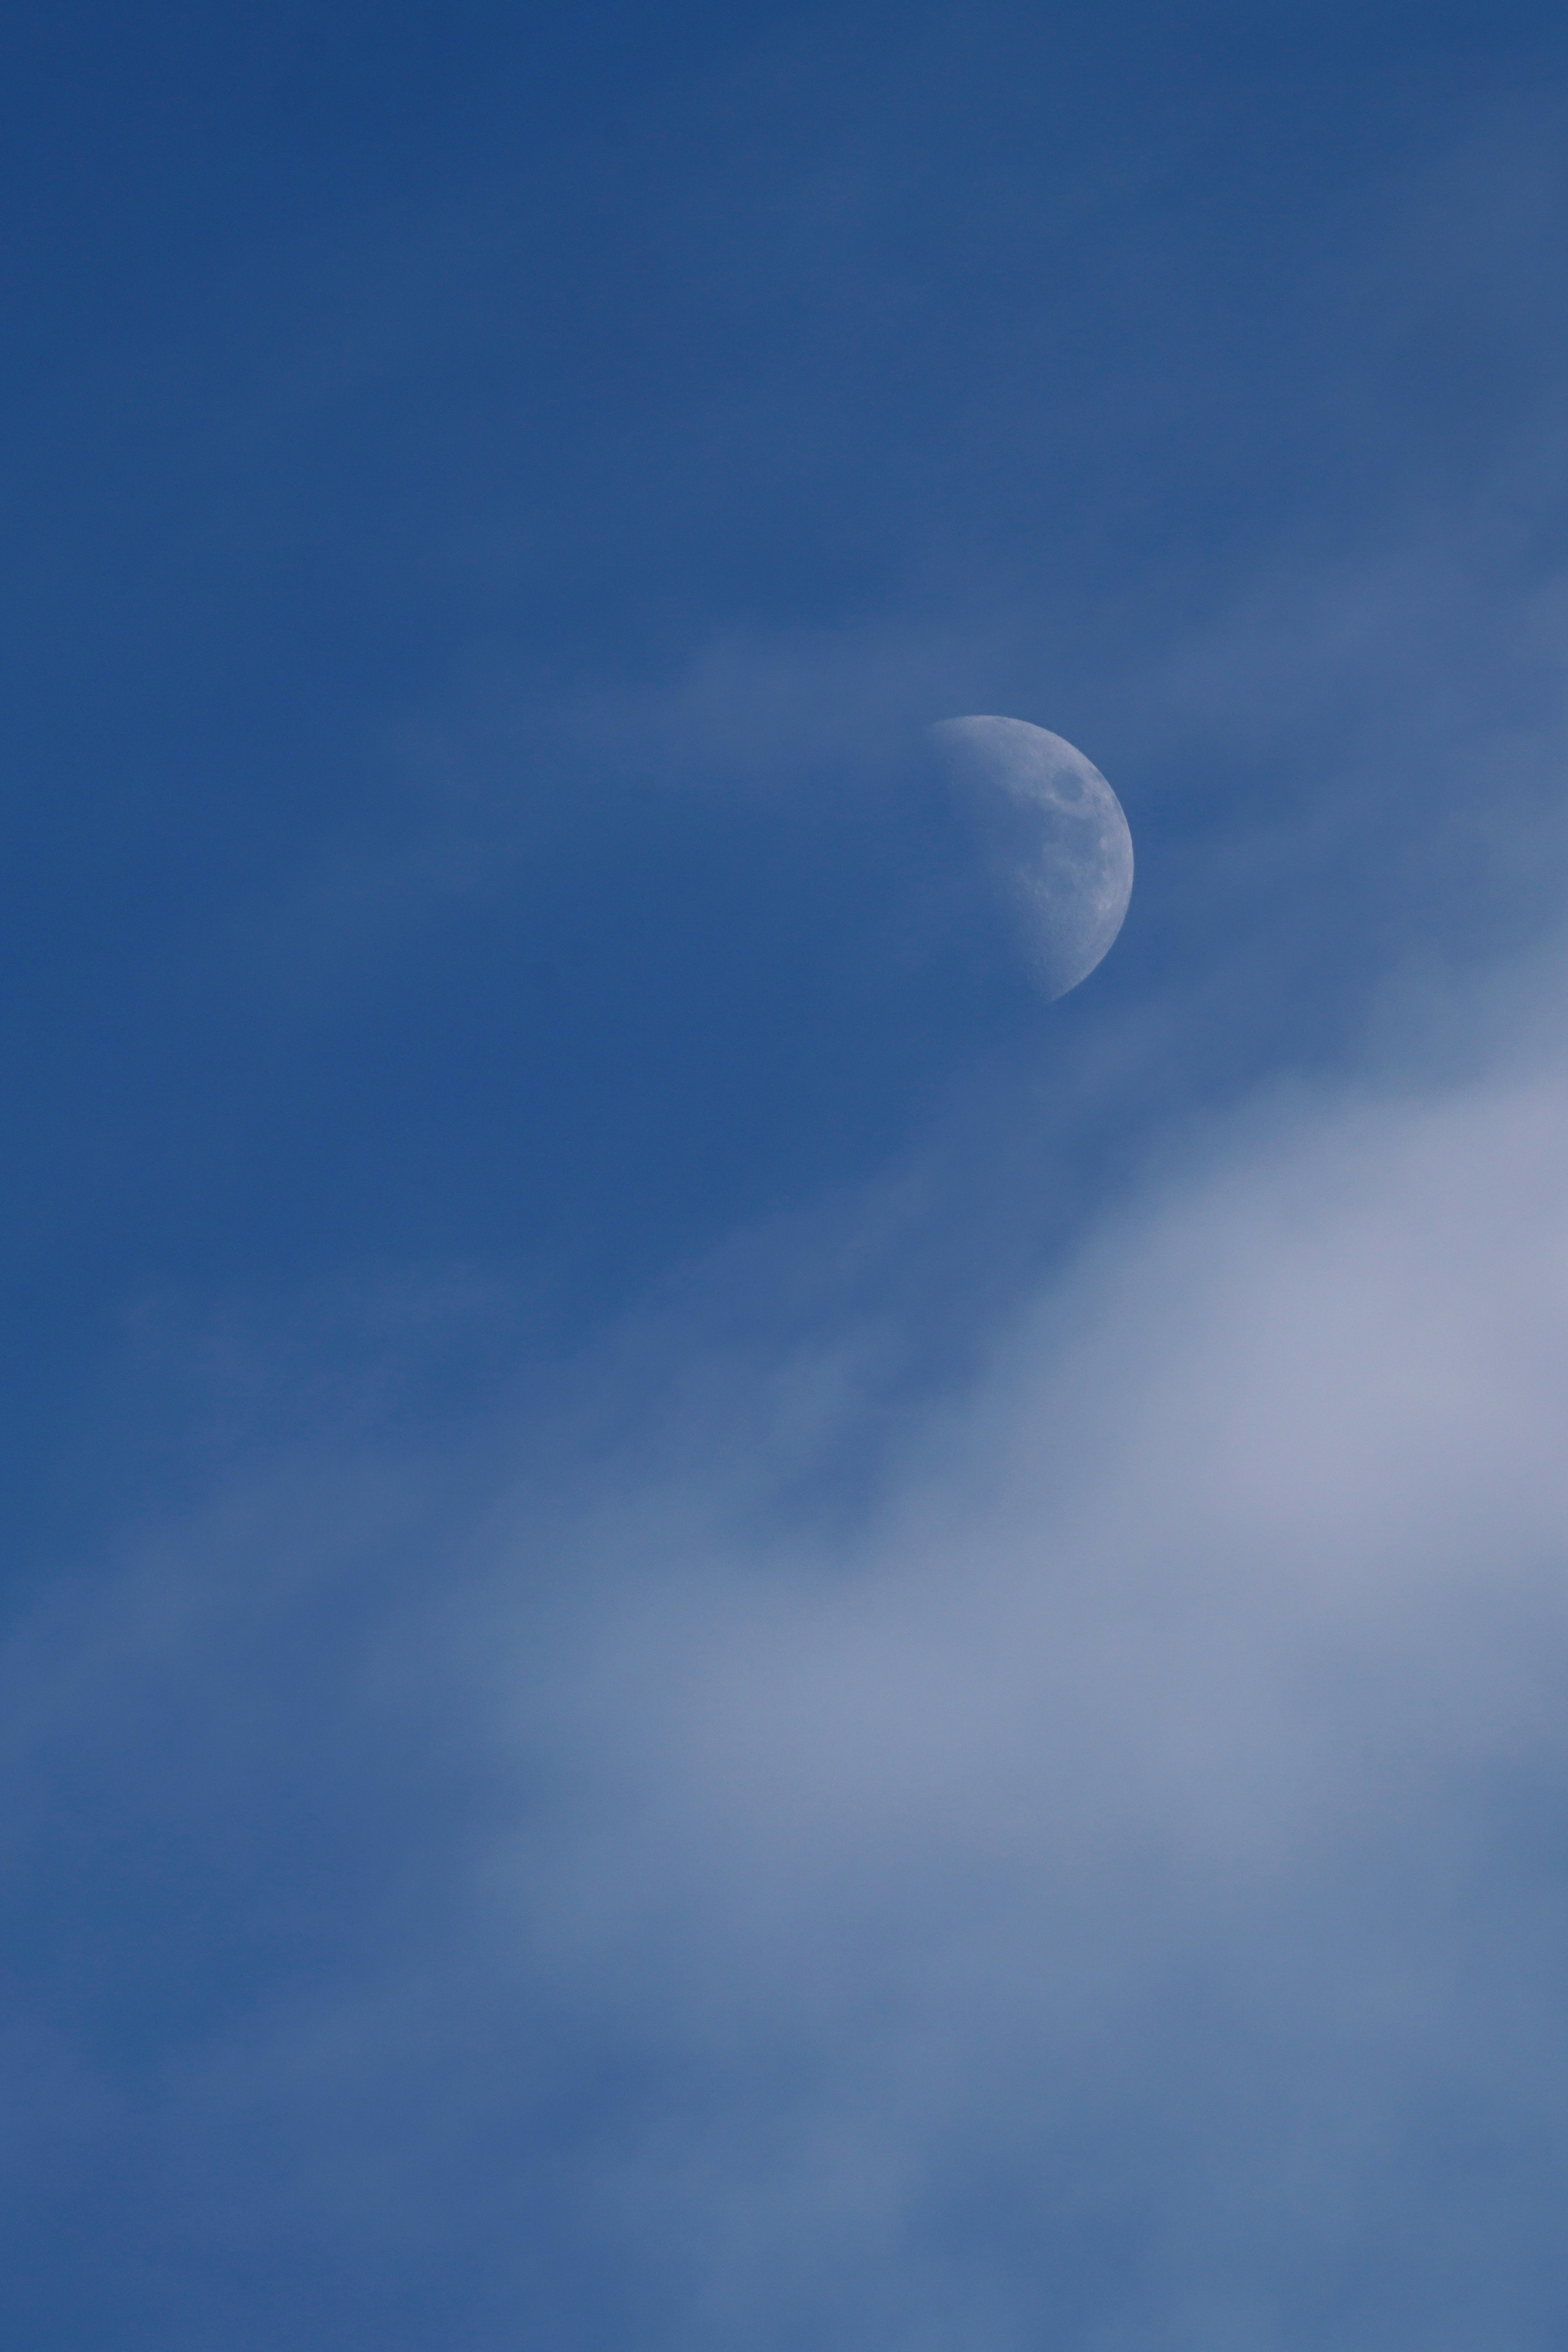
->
9, 904, 1568, 2343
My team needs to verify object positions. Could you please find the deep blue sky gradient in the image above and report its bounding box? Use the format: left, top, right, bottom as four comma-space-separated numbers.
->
7, 1, 1562, 1527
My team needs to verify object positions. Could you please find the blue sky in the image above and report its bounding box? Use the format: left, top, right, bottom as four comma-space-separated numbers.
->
5, 4, 1568, 2345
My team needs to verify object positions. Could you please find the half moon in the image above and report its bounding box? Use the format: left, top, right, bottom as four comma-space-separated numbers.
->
930, 715, 1134, 1000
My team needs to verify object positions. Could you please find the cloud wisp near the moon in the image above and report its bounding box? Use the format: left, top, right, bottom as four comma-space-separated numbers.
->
931, 716, 1135, 1000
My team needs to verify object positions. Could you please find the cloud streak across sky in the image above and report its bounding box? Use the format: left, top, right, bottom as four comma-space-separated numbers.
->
8, 910, 1568, 2347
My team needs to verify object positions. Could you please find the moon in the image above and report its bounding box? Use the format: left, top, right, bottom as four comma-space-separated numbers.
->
929, 715, 1134, 1001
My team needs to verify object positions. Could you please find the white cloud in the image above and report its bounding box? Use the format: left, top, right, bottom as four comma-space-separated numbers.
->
9, 933, 1568, 2343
